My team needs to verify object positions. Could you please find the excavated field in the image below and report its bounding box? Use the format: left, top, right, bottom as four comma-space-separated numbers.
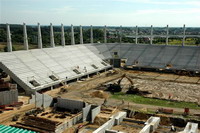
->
119, 71, 200, 104
46, 69, 200, 106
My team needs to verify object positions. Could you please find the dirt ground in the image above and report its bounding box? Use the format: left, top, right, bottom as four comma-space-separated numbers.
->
0, 103, 35, 125
111, 122, 142, 133
1, 69, 200, 133
45, 69, 200, 114
122, 70, 200, 104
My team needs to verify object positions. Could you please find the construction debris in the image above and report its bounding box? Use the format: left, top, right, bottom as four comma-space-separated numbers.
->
91, 90, 109, 99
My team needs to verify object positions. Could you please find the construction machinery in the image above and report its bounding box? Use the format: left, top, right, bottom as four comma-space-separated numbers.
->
107, 74, 139, 94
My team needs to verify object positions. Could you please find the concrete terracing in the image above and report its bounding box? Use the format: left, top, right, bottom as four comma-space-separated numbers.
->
103, 43, 200, 72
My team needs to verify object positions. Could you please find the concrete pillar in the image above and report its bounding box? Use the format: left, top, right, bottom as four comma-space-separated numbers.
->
38, 23, 43, 49
182, 24, 186, 46
23, 23, 29, 50
80, 25, 83, 44
90, 25, 93, 43
150, 25, 153, 45
61, 23, 65, 46
166, 25, 169, 45
104, 25, 107, 43
119, 25, 122, 43
135, 26, 138, 44
6, 23, 12, 52
50, 23, 55, 47
71, 24, 75, 45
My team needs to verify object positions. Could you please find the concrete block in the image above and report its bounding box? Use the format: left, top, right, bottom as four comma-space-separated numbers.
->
113, 112, 127, 125
91, 106, 101, 123
0, 89, 18, 105
57, 98, 85, 111
105, 129, 125, 133
43, 94, 53, 108
139, 124, 151, 133
178, 122, 198, 133
144, 116, 160, 132
82, 105, 91, 122
93, 118, 115, 133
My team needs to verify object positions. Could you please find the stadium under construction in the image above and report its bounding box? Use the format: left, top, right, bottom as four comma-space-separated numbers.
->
0, 23, 200, 133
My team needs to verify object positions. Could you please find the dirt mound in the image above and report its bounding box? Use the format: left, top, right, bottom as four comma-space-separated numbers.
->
134, 112, 148, 120
91, 90, 109, 99
160, 116, 171, 125
93, 116, 109, 126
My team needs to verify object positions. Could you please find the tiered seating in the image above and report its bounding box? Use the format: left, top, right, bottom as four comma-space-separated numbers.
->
105, 43, 200, 71
0, 44, 111, 91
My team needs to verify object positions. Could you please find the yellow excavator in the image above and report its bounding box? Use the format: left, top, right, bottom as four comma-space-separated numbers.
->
107, 74, 139, 94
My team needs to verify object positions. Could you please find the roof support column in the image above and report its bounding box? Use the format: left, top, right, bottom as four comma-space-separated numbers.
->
80, 25, 83, 44
150, 25, 153, 45
61, 23, 65, 46
166, 25, 169, 45
71, 24, 75, 45
6, 23, 12, 52
104, 25, 107, 43
50, 23, 55, 47
90, 25, 93, 43
23, 23, 28, 50
38, 23, 43, 49
135, 26, 138, 44
119, 25, 122, 43
182, 24, 186, 46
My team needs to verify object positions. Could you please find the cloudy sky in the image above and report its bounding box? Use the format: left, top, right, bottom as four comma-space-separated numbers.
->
0, 0, 200, 27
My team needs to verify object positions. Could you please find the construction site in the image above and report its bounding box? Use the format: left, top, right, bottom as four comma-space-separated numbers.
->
0, 23, 200, 133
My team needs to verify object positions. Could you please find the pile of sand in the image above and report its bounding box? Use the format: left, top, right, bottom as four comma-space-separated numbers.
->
91, 90, 109, 99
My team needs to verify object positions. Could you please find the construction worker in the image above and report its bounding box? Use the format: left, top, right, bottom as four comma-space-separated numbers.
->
170, 124, 176, 132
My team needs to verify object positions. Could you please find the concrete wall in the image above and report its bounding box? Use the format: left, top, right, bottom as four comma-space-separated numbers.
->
0, 89, 18, 105
93, 111, 128, 133
43, 94, 53, 108
115, 112, 127, 125
29, 92, 53, 108
55, 113, 83, 133
178, 122, 199, 133
144, 117, 160, 132
93, 118, 115, 133
106, 130, 125, 133
35, 92, 43, 107
82, 105, 91, 122
91, 106, 101, 123
56, 98, 85, 111
139, 124, 151, 133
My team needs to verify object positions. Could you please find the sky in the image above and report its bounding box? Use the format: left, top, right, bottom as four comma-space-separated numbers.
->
0, 0, 200, 27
